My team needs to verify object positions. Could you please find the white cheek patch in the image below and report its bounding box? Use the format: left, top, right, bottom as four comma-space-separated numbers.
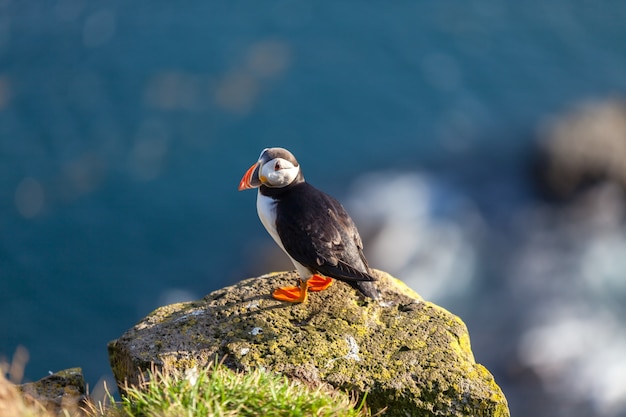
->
261, 158, 299, 187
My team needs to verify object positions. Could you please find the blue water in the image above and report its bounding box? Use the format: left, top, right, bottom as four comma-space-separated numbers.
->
2, 1, 626, 416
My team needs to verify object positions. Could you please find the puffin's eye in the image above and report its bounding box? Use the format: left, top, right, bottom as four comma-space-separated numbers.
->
274, 161, 281, 171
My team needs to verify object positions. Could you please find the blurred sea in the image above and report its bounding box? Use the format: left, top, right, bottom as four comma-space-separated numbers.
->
2, 1, 626, 416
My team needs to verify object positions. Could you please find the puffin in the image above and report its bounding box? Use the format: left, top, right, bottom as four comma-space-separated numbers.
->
238, 147, 379, 303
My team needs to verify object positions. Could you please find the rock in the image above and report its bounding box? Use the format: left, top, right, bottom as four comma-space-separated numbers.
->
534, 98, 626, 199
108, 270, 509, 417
19, 368, 87, 417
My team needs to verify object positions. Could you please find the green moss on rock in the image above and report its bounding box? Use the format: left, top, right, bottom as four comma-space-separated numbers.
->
108, 270, 509, 417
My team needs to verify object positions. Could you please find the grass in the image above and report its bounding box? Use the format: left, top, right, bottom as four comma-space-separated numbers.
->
2, 360, 371, 417
108, 362, 369, 417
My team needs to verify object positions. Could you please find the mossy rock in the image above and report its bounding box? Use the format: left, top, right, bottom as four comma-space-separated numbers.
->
108, 270, 509, 417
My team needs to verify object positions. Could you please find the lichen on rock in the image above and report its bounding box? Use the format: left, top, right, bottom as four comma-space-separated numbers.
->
108, 270, 509, 416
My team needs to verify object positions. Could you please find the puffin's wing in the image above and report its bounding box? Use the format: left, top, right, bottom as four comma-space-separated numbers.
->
276, 184, 375, 282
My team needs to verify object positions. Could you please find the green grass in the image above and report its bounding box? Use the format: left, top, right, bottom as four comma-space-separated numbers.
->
101, 362, 370, 417
2, 360, 371, 417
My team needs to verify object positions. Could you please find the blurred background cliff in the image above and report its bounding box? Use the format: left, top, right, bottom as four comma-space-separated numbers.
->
2, 1, 626, 416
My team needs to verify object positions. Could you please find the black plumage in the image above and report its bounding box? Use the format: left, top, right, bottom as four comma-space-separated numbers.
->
260, 179, 379, 299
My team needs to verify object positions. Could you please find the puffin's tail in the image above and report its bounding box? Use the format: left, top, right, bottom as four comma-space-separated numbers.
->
350, 279, 381, 300
319, 261, 380, 300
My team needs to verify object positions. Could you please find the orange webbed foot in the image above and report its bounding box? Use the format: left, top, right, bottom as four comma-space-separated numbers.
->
272, 280, 309, 303
307, 274, 333, 292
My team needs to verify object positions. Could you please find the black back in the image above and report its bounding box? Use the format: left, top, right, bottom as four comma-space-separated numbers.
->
261, 181, 379, 299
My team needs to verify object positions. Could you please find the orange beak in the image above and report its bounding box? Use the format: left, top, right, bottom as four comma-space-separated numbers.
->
238, 162, 262, 191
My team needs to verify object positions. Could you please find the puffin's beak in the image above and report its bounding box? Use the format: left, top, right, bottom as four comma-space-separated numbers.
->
238, 162, 263, 190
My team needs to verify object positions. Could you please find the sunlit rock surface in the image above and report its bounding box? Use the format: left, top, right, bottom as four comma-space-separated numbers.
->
108, 270, 509, 417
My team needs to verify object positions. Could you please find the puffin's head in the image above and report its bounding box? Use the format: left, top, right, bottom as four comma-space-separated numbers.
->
238, 147, 302, 190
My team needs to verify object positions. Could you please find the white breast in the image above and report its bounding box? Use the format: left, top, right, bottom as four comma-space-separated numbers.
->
256, 192, 285, 251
